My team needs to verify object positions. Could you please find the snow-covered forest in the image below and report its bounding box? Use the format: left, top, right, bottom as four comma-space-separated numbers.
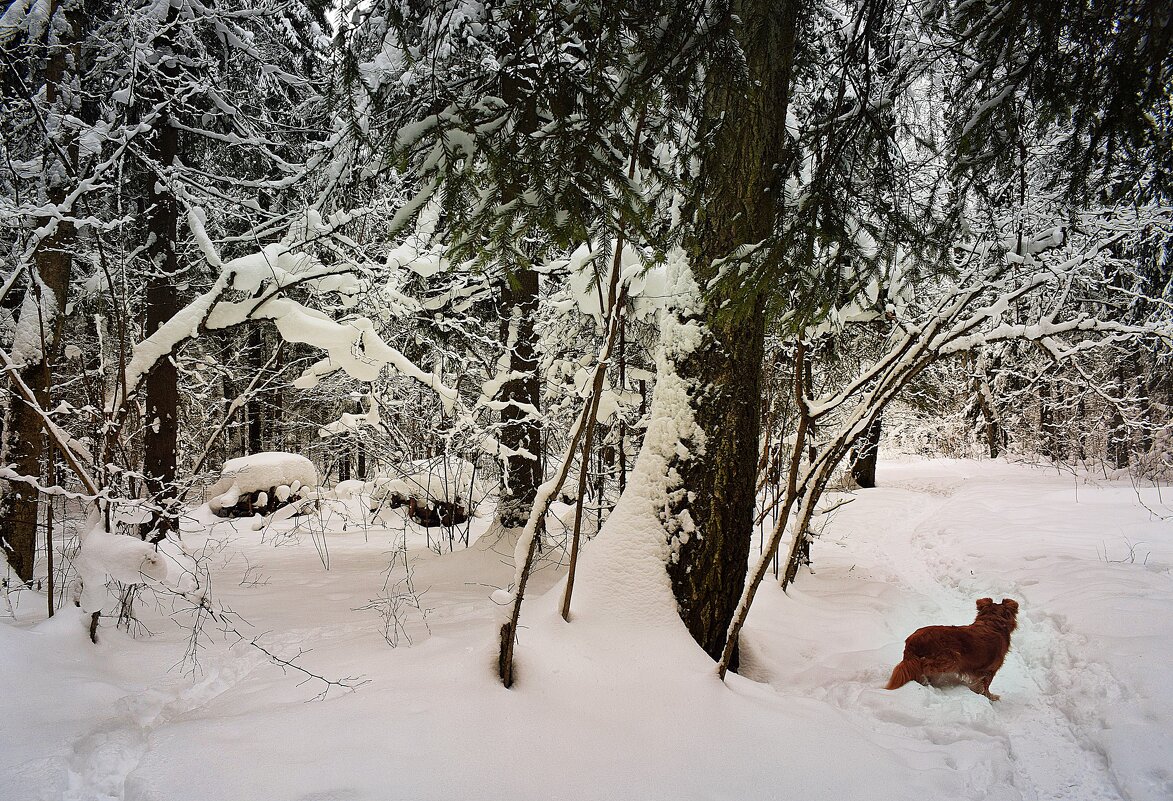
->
2, 1, 1170, 799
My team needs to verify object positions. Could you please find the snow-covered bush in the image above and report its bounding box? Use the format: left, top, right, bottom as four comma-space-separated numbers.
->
368, 457, 481, 527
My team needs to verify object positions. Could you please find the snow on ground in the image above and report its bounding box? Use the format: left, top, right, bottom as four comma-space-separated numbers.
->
2, 459, 1171, 801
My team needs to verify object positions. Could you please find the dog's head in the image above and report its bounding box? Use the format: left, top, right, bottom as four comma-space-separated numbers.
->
976, 597, 1019, 629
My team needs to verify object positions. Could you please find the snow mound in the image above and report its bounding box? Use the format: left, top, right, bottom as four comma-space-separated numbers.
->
76, 527, 169, 612
207, 452, 319, 514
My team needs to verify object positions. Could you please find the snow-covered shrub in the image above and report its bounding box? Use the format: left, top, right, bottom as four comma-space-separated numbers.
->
368, 457, 480, 527
1134, 426, 1173, 482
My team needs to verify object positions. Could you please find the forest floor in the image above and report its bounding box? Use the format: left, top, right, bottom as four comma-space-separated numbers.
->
2, 458, 1171, 801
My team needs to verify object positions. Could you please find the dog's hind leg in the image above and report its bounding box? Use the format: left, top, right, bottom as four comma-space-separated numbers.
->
968, 673, 1000, 701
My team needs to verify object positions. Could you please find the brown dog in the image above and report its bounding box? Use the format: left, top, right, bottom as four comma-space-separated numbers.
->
886, 598, 1019, 701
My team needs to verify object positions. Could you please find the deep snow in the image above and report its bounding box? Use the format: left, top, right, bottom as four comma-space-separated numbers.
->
2, 459, 1170, 801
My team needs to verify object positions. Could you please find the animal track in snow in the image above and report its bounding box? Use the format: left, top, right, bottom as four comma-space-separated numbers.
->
841, 481, 1130, 801
63, 645, 266, 801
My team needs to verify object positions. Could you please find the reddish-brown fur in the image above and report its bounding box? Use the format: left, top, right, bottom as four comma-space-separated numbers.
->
886, 598, 1019, 701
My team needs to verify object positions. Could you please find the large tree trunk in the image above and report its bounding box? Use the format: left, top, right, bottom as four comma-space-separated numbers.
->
662, 0, 800, 661
664, 306, 768, 660
0, 233, 72, 581
0, 2, 78, 581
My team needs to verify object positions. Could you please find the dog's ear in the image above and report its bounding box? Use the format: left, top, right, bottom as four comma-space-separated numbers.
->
1002, 598, 1019, 612
976, 597, 994, 610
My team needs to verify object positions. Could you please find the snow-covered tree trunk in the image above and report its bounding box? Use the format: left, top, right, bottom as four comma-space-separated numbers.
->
661, 297, 766, 661
0, 235, 73, 581
494, 269, 542, 529
661, 0, 800, 661
0, 0, 80, 581
969, 352, 1005, 458
1108, 360, 1131, 469
849, 414, 882, 488
492, 12, 544, 531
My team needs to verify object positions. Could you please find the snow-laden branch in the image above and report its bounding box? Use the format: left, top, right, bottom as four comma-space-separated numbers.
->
111, 210, 460, 418
0, 344, 100, 496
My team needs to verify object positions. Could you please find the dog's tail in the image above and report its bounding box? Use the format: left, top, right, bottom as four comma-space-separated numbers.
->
885, 657, 922, 690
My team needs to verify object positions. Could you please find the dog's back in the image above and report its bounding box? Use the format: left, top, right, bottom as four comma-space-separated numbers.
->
886, 598, 1019, 699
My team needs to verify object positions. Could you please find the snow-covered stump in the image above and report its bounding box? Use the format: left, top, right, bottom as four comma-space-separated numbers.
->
206, 452, 319, 519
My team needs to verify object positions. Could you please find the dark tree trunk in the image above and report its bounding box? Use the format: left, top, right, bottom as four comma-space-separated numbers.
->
1039, 380, 1059, 462
665, 309, 768, 660
142, 126, 181, 510
222, 371, 242, 459
663, 0, 800, 661
0, 229, 72, 581
1108, 360, 1130, 468
246, 402, 264, 455
495, 268, 542, 528
850, 414, 882, 489
490, 12, 543, 532
0, 2, 78, 581
270, 345, 284, 450
970, 355, 1004, 458
246, 328, 265, 455
140, 10, 183, 537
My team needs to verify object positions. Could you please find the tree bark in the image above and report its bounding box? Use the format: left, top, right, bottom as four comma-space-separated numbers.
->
1108, 360, 1130, 468
0, 252, 70, 581
0, 1, 78, 581
491, 11, 543, 531
663, 0, 800, 661
495, 268, 542, 528
850, 414, 882, 488
141, 129, 181, 512
140, 7, 183, 538
246, 329, 265, 455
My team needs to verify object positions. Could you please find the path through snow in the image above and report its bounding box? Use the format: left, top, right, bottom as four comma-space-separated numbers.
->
741, 460, 1170, 801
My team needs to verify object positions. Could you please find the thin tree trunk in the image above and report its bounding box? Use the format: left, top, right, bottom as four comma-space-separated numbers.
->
1039, 380, 1058, 462
617, 320, 627, 495
246, 327, 265, 454
499, 288, 629, 685
45, 444, 54, 617
1108, 360, 1129, 468
560, 245, 632, 620
140, 9, 183, 539
971, 353, 1004, 458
